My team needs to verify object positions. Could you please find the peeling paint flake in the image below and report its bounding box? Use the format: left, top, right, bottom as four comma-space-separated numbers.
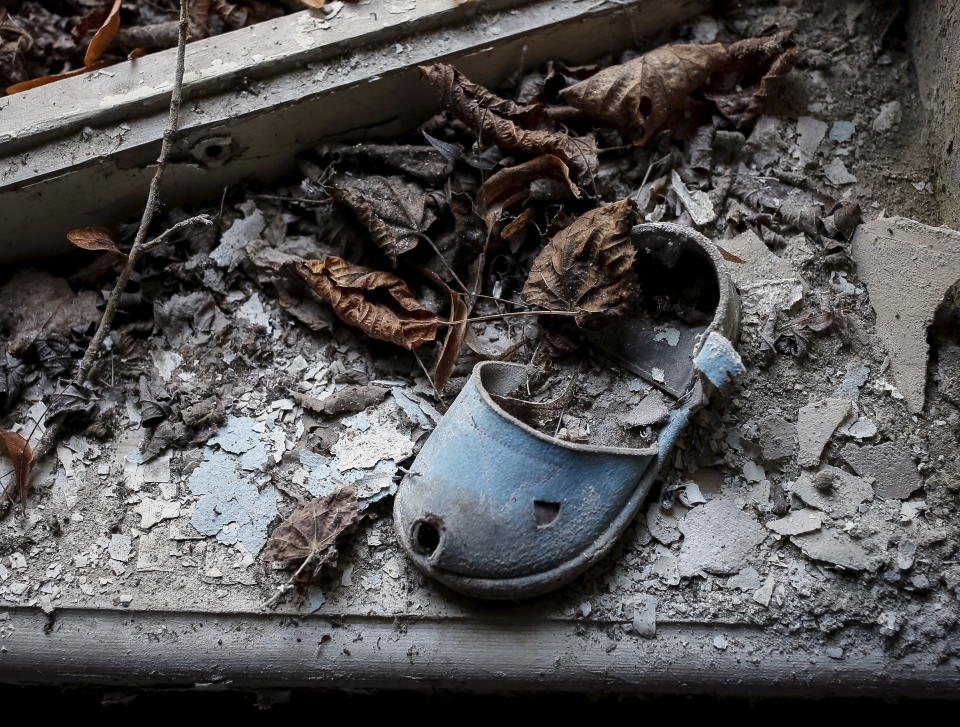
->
188, 416, 279, 554
330, 401, 415, 470
299, 449, 397, 509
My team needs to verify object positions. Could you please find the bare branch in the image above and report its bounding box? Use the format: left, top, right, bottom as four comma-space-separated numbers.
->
1, 0, 191, 520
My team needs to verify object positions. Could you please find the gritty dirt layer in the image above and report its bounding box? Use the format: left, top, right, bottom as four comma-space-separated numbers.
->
1, 0, 958, 667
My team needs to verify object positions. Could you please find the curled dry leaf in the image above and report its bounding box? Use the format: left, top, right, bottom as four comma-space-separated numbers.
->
501, 207, 537, 242
418, 267, 468, 398
292, 256, 438, 349
1, 343, 29, 412
72, 4, 113, 44
0, 428, 33, 512
85, 0, 123, 67
66, 226, 124, 254
420, 63, 599, 181
6, 0, 122, 94
211, 0, 250, 29
475, 154, 580, 233
45, 382, 98, 422
521, 199, 639, 325
559, 32, 794, 144
262, 487, 359, 575
716, 245, 746, 264
328, 175, 437, 264
433, 289, 467, 397
706, 45, 797, 126
6, 61, 110, 95
422, 63, 541, 124
319, 142, 455, 185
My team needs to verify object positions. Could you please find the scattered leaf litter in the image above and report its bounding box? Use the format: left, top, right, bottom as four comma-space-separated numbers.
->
0, 3, 955, 662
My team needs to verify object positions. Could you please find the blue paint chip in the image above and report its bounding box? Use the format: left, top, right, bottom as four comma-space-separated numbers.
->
829, 120, 855, 142
188, 416, 279, 554
307, 586, 326, 613
392, 388, 434, 430
343, 412, 370, 431
299, 449, 397, 508
693, 332, 745, 387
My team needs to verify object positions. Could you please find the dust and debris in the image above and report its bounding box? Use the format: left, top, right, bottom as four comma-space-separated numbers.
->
841, 442, 922, 500
767, 508, 823, 536
824, 157, 858, 186
791, 466, 874, 518
210, 204, 266, 270
677, 499, 767, 577
851, 217, 960, 412
0, 2, 956, 665
630, 594, 657, 638
726, 566, 762, 591
795, 116, 827, 161
872, 101, 902, 134
796, 398, 851, 467
791, 528, 874, 571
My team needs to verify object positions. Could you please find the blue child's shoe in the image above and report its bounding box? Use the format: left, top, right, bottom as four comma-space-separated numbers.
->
393, 222, 742, 599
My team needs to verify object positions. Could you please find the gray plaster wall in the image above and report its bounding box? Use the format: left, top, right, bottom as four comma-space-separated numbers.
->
910, 0, 960, 228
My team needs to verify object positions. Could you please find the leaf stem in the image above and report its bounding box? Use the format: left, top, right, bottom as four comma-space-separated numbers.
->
439, 310, 578, 325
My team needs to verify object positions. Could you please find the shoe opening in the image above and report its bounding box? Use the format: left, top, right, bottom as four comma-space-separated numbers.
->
411, 516, 443, 556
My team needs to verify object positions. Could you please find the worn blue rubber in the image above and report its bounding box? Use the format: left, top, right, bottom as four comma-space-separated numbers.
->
394, 223, 742, 599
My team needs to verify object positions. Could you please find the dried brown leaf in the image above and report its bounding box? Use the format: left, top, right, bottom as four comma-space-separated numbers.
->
420, 63, 599, 181
45, 382, 97, 422
293, 256, 439, 349
559, 32, 794, 145
706, 46, 797, 126
328, 175, 437, 264
521, 199, 639, 325
716, 245, 746, 264
501, 207, 537, 242
6, 0, 124, 94
72, 4, 111, 43
0, 9, 32, 89
67, 226, 123, 254
6, 62, 110, 94
319, 142, 454, 185
475, 154, 580, 233
85, 0, 122, 67
211, 0, 249, 29
188, 0, 213, 38
0, 428, 32, 512
419, 268, 468, 397
263, 488, 359, 570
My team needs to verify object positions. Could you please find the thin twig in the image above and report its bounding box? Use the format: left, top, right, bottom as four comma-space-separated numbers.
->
632, 153, 670, 205
74, 1, 189, 387
439, 310, 578, 325
470, 293, 534, 307
140, 213, 214, 252
418, 233, 468, 294
1, 0, 190, 520
261, 553, 317, 609
253, 194, 333, 206
411, 347, 442, 402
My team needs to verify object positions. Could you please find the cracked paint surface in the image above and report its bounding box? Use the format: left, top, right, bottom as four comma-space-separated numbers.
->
188, 416, 278, 554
